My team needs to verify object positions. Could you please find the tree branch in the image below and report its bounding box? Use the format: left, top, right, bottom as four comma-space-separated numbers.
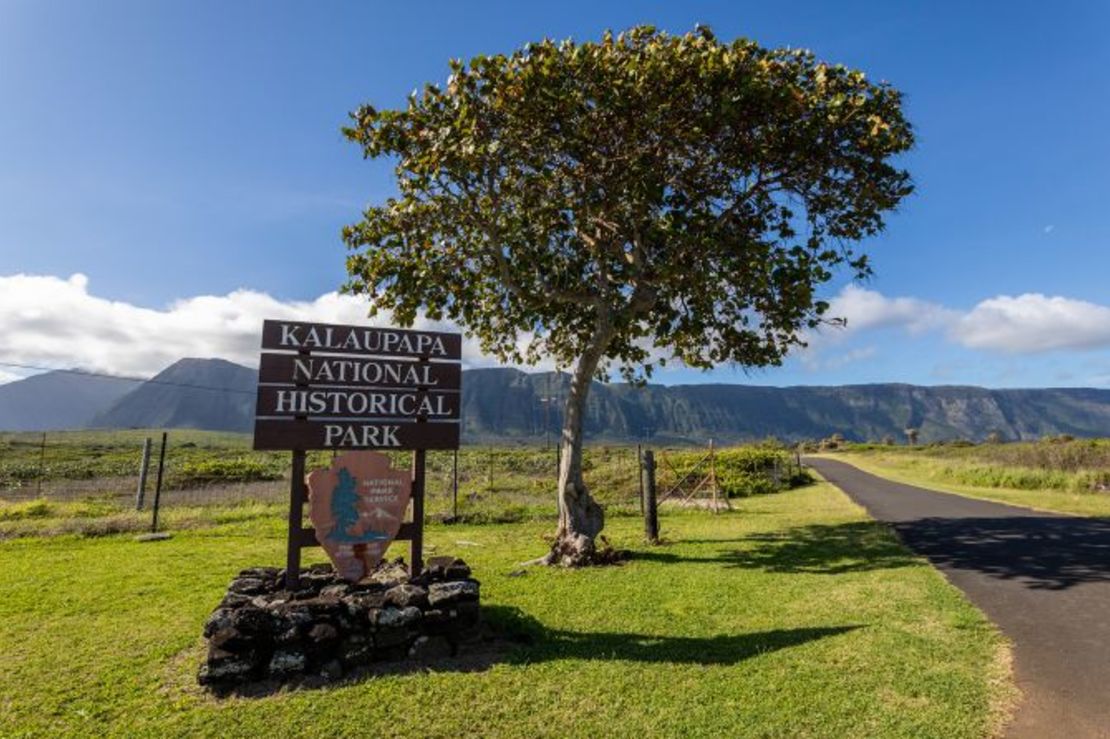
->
481, 171, 598, 308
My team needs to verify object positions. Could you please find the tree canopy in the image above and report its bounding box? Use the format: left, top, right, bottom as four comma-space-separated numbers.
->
342, 25, 913, 381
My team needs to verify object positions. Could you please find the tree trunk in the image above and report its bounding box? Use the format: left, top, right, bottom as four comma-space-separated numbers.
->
543, 320, 611, 566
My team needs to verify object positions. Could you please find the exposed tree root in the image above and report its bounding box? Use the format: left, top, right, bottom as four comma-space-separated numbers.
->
526, 534, 626, 568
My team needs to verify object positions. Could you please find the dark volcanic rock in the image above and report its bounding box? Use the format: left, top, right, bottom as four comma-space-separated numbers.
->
425, 556, 472, 582
203, 608, 235, 638
308, 623, 339, 645
384, 583, 429, 609
231, 607, 274, 636
427, 580, 480, 607
198, 557, 481, 691
228, 577, 268, 595
268, 649, 306, 677
219, 592, 253, 610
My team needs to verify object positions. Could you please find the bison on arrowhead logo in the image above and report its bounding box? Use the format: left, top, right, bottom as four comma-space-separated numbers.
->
306, 451, 412, 581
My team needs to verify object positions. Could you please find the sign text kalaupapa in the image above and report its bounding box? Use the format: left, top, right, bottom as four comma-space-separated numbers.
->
261, 320, 462, 360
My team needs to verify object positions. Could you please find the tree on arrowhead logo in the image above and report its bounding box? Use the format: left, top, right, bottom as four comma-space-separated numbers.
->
307, 451, 412, 581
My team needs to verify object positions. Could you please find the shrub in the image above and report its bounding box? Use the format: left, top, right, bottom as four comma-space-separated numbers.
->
660, 446, 805, 498
0, 500, 54, 521
169, 458, 284, 487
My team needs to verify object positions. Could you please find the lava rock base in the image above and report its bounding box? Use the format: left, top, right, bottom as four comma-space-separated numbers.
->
198, 556, 480, 692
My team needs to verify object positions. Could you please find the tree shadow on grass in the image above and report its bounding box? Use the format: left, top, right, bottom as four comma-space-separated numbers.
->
628, 521, 919, 575
487, 605, 862, 666
221, 608, 861, 698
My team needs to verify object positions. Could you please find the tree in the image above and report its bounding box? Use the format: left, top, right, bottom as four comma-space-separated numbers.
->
342, 26, 914, 565
904, 427, 919, 446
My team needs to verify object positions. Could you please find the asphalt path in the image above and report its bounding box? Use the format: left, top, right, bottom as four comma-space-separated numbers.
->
806, 457, 1110, 739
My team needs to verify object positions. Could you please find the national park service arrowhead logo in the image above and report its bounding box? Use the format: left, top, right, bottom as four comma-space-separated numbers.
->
306, 451, 412, 581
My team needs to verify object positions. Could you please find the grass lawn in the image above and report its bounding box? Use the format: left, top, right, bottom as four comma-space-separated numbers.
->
0, 482, 1013, 738
828, 452, 1110, 518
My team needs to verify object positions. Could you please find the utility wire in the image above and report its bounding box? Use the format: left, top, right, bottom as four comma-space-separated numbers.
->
0, 361, 256, 396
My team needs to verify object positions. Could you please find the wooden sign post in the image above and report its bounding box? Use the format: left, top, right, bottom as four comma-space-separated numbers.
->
252, 319, 462, 590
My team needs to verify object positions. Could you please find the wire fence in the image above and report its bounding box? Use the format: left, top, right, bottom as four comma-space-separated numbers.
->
0, 430, 806, 541
0, 432, 649, 519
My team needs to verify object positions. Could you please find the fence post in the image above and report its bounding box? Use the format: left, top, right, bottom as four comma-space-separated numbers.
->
642, 450, 658, 544
637, 443, 644, 515
35, 432, 46, 497
411, 449, 426, 576
151, 431, 168, 533
708, 439, 719, 512
452, 448, 459, 520
135, 437, 152, 510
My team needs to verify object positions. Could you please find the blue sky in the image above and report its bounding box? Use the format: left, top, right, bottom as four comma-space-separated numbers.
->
1, 1, 1108, 387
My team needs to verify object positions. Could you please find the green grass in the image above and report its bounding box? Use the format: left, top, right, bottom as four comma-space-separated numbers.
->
828, 450, 1110, 517
0, 482, 1013, 738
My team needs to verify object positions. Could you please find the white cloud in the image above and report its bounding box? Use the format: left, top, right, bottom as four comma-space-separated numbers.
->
800, 345, 877, 371
798, 285, 954, 368
952, 294, 1110, 354
814, 285, 1110, 355
4, 274, 1110, 386
822, 285, 955, 336
0, 273, 508, 379
827, 346, 877, 369
799, 285, 1110, 371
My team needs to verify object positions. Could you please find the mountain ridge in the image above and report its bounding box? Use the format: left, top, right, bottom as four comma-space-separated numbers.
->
89, 358, 256, 432
1, 358, 1108, 442
0, 370, 141, 432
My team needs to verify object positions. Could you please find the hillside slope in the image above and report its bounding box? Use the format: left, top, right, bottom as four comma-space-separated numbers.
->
0, 370, 140, 431
461, 370, 1110, 443
89, 358, 256, 432
3, 359, 1108, 441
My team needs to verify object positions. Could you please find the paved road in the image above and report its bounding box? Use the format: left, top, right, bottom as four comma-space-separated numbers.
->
807, 457, 1110, 739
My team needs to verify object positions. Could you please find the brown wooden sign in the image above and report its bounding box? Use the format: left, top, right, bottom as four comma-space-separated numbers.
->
259, 352, 460, 389
261, 319, 462, 360
307, 451, 412, 581
253, 419, 460, 450
253, 318, 461, 589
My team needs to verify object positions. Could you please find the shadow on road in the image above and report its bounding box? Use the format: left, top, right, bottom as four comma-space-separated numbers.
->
892, 515, 1110, 591
629, 513, 1110, 591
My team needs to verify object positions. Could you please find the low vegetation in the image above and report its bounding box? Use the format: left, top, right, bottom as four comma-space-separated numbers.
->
0, 430, 285, 488
821, 438, 1110, 517
0, 481, 1012, 737
0, 498, 284, 540
0, 431, 810, 532
660, 444, 810, 497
